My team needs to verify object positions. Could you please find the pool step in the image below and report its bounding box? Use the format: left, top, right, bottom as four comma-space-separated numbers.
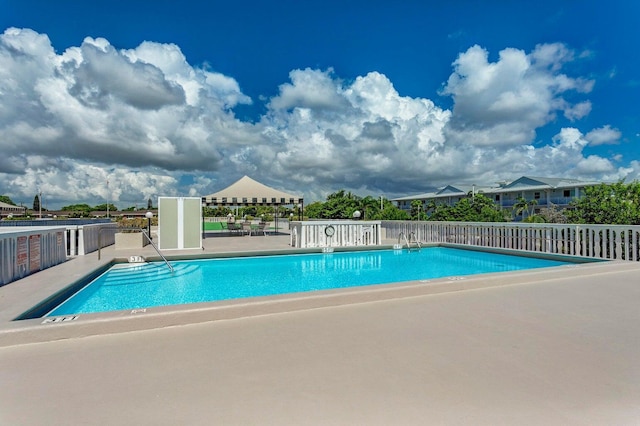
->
101, 263, 199, 287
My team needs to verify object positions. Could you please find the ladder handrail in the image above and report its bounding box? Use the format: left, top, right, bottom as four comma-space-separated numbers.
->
398, 231, 421, 250
98, 227, 174, 273
409, 231, 422, 249
141, 229, 174, 273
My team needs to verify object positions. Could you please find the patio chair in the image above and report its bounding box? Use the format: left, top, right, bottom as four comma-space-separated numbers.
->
255, 222, 268, 236
242, 222, 252, 236
227, 222, 242, 234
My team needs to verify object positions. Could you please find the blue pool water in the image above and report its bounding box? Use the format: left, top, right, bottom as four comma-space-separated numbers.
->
48, 247, 570, 316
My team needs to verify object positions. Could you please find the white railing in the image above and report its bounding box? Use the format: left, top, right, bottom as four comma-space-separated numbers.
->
65, 223, 117, 255
290, 221, 382, 248
382, 221, 640, 261
0, 227, 68, 286
78, 223, 117, 255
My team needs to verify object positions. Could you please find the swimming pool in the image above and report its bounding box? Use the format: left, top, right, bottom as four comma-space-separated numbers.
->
47, 247, 570, 316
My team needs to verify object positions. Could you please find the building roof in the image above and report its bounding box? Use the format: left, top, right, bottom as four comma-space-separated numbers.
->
202, 175, 303, 206
0, 201, 26, 210
392, 176, 603, 201
483, 176, 602, 194
393, 184, 495, 201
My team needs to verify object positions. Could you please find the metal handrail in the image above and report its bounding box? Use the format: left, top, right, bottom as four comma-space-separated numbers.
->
98, 227, 174, 273
409, 231, 422, 249
398, 231, 421, 250
398, 231, 410, 248
140, 229, 174, 273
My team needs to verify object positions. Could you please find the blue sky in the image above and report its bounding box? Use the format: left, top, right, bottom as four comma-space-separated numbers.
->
1, 0, 638, 209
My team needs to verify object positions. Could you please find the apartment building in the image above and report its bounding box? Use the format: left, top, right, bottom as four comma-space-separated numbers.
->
393, 176, 602, 218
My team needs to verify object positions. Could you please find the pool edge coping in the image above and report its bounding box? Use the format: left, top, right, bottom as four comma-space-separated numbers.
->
1, 256, 632, 348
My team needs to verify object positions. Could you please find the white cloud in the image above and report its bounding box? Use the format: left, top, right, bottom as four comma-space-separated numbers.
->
7, 157, 178, 208
575, 155, 615, 174
519, 127, 615, 178
585, 125, 621, 146
441, 43, 595, 147
261, 70, 453, 191
0, 29, 634, 207
269, 68, 348, 112
563, 101, 592, 121
0, 27, 259, 207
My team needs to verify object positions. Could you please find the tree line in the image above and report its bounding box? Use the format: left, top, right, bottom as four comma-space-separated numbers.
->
301, 181, 640, 225
3, 181, 640, 224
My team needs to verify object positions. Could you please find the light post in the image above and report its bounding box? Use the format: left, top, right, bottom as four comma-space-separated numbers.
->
201, 202, 206, 240
106, 179, 110, 218
39, 191, 42, 219
353, 210, 361, 220
145, 211, 153, 240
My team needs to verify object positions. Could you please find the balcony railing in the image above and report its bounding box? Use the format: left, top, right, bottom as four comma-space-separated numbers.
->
499, 197, 574, 208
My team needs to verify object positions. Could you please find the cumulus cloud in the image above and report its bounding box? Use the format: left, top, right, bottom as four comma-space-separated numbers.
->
0, 27, 257, 206
260, 70, 452, 192
71, 37, 186, 110
585, 125, 621, 146
7, 157, 178, 208
0, 28, 633, 207
440, 43, 594, 147
257, 44, 611, 195
269, 68, 349, 112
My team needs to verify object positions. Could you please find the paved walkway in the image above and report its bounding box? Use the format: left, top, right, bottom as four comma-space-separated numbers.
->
1, 232, 640, 424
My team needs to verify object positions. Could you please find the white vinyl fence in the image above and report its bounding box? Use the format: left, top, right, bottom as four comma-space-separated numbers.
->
290, 221, 382, 248
0, 222, 118, 287
383, 221, 640, 261
68, 222, 117, 256
0, 227, 68, 286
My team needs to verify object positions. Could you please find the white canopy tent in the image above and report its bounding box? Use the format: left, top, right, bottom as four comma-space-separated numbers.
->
202, 176, 304, 230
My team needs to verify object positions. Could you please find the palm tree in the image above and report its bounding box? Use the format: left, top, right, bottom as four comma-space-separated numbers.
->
527, 199, 538, 217
513, 197, 538, 220
360, 195, 379, 220
410, 200, 424, 220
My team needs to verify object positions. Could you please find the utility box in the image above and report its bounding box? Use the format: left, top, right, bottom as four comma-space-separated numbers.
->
158, 197, 202, 250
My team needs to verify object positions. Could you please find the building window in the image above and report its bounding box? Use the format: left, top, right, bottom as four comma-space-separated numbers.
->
534, 192, 540, 199
495, 195, 500, 201
563, 190, 571, 197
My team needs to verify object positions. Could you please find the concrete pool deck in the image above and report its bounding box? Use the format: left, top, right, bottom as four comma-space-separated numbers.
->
1, 231, 640, 424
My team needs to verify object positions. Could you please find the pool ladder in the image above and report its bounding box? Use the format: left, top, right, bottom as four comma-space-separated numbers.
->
398, 231, 422, 251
